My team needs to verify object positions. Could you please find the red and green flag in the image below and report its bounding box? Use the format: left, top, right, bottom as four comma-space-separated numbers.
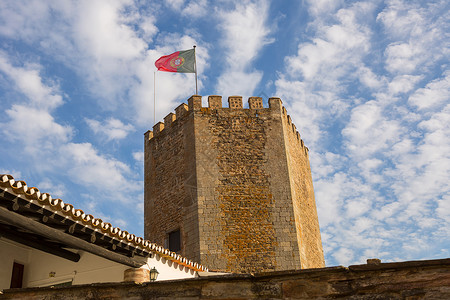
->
155, 49, 196, 73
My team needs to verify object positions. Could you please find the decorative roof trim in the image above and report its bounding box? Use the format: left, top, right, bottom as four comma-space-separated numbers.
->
0, 174, 207, 272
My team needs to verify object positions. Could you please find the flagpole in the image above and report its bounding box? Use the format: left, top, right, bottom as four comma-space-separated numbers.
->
154, 71, 156, 125
193, 45, 198, 95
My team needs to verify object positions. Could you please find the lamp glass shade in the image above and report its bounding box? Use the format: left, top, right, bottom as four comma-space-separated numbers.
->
149, 267, 159, 281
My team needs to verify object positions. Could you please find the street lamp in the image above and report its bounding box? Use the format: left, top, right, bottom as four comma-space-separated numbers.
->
149, 267, 159, 282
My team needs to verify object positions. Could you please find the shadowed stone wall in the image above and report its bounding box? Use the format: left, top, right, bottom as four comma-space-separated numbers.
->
2, 258, 449, 299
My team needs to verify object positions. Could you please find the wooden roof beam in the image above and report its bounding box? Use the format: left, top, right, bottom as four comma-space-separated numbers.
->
0, 207, 147, 268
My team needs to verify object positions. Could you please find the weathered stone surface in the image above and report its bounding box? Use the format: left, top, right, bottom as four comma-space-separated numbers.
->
123, 268, 150, 283
2, 258, 449, 299
144, 95, 324, 273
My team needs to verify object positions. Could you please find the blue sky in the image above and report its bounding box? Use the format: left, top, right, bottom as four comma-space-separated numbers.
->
0, 0, 448, 267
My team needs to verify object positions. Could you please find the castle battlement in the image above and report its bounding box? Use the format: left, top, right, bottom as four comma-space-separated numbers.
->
145, 95, 309, 155
144, 94, 324, 273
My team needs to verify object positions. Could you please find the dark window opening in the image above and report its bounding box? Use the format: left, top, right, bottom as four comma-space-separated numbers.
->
168, 229, 181, 253
10, 262, 24, 288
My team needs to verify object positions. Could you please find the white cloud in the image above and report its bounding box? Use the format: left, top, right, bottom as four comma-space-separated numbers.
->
216, 71, 263, 99
285, 2, 372, 81
0, 0, 163, 122
166, 0, 185, 10
0, 52, 140, 203
4, 105, 73, 151
215, 0, 272, 97
388, 75, 423, 95
138, 18, 158, 42
315, 172, 372, 228
74, 0, 146, 60
408, 72, 450, 110
60, 142, 137, 195
0, 52, 73, 154
436, 195, 450, 220
133, 151, 144, 163
332, 247, 354, 266
377, 0, 426, 39
37, 179, 66, 198
0, 0, 51, 41
378, 0, 448, 75
217, 1, 272, 70
183, 0, 208, 17
343, 100, 403, 158
0, 169, 22, 178
276, 2, 375, 151
0, 52, 63, 110
384, 43, 420, 74
357, 66, 386, 89
305, 0, 344, 17
86, 117, 135, 141
277, 0, 449, 266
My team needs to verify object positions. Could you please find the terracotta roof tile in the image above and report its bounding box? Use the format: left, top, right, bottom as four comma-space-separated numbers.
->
0, 174, 207, 272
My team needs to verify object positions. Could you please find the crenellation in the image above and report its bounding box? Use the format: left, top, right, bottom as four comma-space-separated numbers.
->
144, 130, 153, 141
208, 95, 222, 109
268, 97, 282, 110
287, 115, 292, 125
248, 97, 263, 109
153, 122, 164, 134
188, 95, 202, 111
175, 103, 189, 118
164, 112, 176, 126
228, 96, 243, 109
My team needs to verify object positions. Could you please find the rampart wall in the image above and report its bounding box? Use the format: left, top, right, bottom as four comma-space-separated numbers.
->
3, 258, 449, 299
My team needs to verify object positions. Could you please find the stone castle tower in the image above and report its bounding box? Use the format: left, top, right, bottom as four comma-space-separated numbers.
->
144, 95, 325, 273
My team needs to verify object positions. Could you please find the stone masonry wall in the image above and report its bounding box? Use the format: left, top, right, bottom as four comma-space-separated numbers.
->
144, 104, 200, 262
263, 99, 303, 271
281, 108, 325, 268
208, 107, 277, 273
3, 258, 449, 299
145, 95, 324, 273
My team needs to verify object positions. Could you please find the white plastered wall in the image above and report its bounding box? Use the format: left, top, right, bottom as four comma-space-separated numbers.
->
144, 254, 198, 281
0, 238, 198, 291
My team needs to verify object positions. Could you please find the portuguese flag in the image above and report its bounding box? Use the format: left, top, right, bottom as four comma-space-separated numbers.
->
155, 49, 196, 73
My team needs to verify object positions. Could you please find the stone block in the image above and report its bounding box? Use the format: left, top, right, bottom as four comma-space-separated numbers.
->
268, 97, 282, 109
188, 95, 202, 110
164, 113, 176, 126
175, 103, 189, 118
123, 268, 150, 283
228, 96, 243, 109
248, 97, 263, 109
144, 130, 153, 141
208, 95, 222, 109
153, 122, 164, 134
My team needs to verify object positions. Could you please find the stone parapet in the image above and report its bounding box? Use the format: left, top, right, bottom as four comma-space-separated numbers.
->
147, 95, 308, 152
4, 258, 449, 299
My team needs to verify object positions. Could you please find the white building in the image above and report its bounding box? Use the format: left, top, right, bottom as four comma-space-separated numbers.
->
0, 174, 207, 290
